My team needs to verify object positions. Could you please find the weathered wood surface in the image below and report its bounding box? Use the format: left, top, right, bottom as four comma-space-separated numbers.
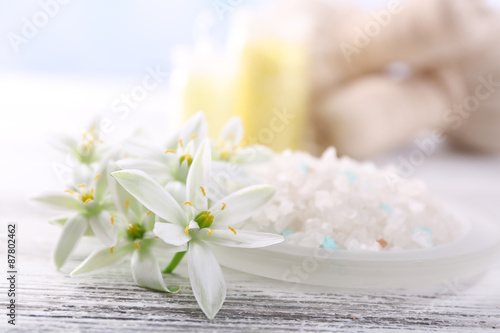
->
1, 208, 499, 333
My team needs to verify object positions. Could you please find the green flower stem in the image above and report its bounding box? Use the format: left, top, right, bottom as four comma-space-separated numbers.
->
163, 251, 186, 274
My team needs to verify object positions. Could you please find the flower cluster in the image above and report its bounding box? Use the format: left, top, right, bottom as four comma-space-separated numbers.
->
33, 112, 283, 319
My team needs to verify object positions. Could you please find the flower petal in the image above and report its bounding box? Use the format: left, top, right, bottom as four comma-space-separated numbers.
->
72, 164, 94, 187
89, 211, 117, 247
50, 133, 78, 154
211, 185, 275, 226
179, 111, 208, 149
153, 222, 191, 246
148, 238, 188, 253
107, 162, 141, 216
53, 214, 88, 269
70, 242, 135, 276
206, 229, 284, 248
122, 137, 164, 160
111, 170, 187, 225
165, 181, 187, 207
115, 158, 168, 179
164, 129, 181, 150
131, 247, 178, 292
219, 116, 243, 146
30, 192, 83, 212
48, 215, 69, 227
188, 241, 226, 319
231, 145, 273, 165
186, 140, 211, 211
94, 157, 112, 201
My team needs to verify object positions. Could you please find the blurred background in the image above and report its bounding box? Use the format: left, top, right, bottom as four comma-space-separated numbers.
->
1, 0, 499, 220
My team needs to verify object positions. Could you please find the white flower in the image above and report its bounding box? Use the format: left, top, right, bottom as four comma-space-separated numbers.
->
111, 140, 283, 319
70, 194, 184, 293
51, 120, 108, 165
210, 116, 274, 201
115, 111, 208, 185
31, 164, 117, 269
212, 116, 273, 165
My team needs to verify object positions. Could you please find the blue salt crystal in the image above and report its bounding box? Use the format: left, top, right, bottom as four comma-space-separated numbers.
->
281, 229, 293, 237
300, 162, 309, 175
416, 226, 434, 236
381, 204, 393, 215
343, 170, 357, 183
412, 226, 435, 247
320, 237, 338, 249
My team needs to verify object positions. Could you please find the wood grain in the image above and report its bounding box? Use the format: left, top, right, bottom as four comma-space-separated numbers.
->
1, 209, 499, 333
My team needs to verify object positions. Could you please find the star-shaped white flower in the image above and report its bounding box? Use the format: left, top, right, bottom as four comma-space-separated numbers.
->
51, 120, 108, 165
70, 193, 184, 293
209, 116, 274, 201
212, 116, 273, 165
31, 164, 117, 269
115, 111, 208, 185
111, 140, 283, 319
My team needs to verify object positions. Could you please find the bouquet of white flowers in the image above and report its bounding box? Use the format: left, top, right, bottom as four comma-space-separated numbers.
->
32, 112, 283, 319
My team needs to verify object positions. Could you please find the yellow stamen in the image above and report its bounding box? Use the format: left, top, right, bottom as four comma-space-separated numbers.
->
208, 229, 214, 235
221, 202, 226, 210
164, 149, 175, 154
178, 138, 183, 148
110, 247, 114, 254
64, 189, 74, 195
190, 134, 197, 140
78, 183, 86, 188
184, 201, 193, 206
81, 191, 93, 204
134, 241, 141, 250
147, 210, 152, 216
184, 225, 190, 236
84, 198, 92, 205
125, 200, 130, 209
90, 188, 94, 196
220, 152, 230, 160
110, 215, 115, 225
93, 174, 101, 181
228, 226, 237, 235
154, 236, 159, 239
200, 186, 206, 197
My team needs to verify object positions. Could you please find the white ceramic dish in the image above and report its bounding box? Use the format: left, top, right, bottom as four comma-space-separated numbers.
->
211, 199, 500, 289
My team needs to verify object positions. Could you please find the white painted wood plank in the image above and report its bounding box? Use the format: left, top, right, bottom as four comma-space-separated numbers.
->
1, 210, 499, 332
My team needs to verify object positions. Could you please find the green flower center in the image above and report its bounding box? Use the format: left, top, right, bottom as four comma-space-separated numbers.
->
194, 211, 214, 229
179, 154, 193, 166
126, 223, 146, 240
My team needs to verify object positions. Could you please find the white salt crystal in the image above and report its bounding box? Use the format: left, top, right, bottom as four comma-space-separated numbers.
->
264, 205, 280, 222
241, 150, 461, 251
314, 190, 333, 210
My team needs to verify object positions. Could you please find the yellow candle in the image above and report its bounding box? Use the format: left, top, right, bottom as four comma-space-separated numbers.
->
234, 40, 309, 151
182, 72, 234, 137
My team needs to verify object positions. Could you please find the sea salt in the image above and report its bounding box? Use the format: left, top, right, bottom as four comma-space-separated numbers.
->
242, 148, 462, 251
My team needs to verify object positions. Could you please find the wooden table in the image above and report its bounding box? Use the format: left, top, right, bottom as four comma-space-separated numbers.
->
1, 203, 498, 332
